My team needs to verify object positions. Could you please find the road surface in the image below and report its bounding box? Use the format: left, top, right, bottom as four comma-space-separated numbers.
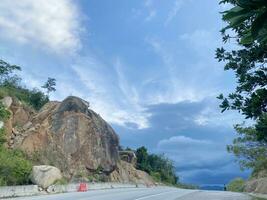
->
9, 187, 251, 200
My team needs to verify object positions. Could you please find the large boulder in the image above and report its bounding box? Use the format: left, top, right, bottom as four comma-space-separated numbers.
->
31, 165, 62, 188
13, 96, 120, 177
1, 96, 12, 108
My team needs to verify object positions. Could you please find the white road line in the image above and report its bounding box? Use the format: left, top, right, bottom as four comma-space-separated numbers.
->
134, 190, 178, 200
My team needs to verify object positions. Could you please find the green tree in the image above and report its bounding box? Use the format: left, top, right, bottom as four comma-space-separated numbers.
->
135, 146, 178, 185
0, 148, 32, 186
217, 0, 267, 174
42, 77, 56, 96
216, 0, 267, 120
226, 177, 245, 192
0, 60, 21, 84
136, 146, 149, 172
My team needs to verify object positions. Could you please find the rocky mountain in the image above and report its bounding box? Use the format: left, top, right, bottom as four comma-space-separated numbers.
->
3, 96, 154, 185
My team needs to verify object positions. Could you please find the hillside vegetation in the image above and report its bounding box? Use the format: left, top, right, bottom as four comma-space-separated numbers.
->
0, 60, 54, 186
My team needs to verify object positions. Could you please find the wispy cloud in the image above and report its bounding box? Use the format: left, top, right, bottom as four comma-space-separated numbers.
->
145, 37, 213, 104
145, 10, 157, 22
0, 0, 83, 55
71, 56, 150, 129
143, 0, 157, 22
165, 0, 185, 25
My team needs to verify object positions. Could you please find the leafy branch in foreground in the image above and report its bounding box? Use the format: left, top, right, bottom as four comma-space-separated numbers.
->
217, 0, 267, 175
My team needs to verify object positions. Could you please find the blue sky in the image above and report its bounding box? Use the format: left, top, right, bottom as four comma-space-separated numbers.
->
0, 0, 250, 185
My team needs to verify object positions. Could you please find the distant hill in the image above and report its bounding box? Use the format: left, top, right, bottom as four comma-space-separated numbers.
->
200, 185, 225, 191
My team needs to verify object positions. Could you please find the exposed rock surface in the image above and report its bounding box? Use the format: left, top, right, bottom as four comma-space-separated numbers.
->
1, 96, 12, 108
245, 178, 267, 194
2, 97, 35, 148
31, 165, 62, 188
109, 161, 154, 185
11, 96, 119, 177
119, 151, 137, 166
3, 96, 154, 184
244, 170, 267, 194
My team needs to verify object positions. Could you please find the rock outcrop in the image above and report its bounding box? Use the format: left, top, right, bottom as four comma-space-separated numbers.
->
245, 178, 267, 194
244, 170, 267, 194
109, 161, 154, 185
31, 165, 62, 188
3, 96, 154, 184
10, 96, 119, 178
119, 151, 137, 166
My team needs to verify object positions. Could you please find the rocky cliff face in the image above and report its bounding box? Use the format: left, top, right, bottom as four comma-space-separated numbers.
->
8, 96, 119, 178
3, 96, 154, 185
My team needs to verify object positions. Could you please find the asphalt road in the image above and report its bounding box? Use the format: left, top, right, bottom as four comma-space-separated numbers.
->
10, 187, 251, 200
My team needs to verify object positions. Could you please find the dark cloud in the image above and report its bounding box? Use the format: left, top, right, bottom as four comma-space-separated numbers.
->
112, 97, 248, 185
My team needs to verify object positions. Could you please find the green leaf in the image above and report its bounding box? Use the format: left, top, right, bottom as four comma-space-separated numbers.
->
222, 6, 249, 21
251, 11, 267, 39
236, 0, 267, 9
240, 32, 254, 44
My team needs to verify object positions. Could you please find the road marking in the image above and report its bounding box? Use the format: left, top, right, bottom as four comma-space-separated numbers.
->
134, 190, 178, 200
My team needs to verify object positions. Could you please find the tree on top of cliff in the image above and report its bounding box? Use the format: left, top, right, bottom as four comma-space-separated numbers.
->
42, 77, 56, 96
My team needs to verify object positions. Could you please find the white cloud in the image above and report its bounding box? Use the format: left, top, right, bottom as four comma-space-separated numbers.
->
71, 56, 150, 129
165, 0, 184, 25
145, 10, 157, 22
143, 0, 157, 22
158, 136, 211, 147
179, 29, 220, 58
145, 37, 213, 104
0, 0, 82, 54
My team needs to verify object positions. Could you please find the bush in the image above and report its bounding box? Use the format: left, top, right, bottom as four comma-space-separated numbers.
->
135, 146, 178, 185
0, 148, 32, 186
0, 86, 49, 111
227, 178, 245, 192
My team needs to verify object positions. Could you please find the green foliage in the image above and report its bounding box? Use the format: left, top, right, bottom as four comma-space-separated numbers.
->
136, 146, 178, 185
0, 102, 10, 146
0, 128, 6, 146
227, 115, 267, 172
0, 148, 32, 186
0, 59, 52, 110
42, 77, 56, 96
217, 1, 267, 120
218, 0, 267, 175
0, 60, 21, 83
226, 177, 245, 192
220, 0, 267, 45
0, 102, 10, 121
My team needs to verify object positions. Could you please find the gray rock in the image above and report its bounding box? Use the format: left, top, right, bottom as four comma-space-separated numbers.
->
245, 178, 267, 194
31, 165, 62, 188
1, 96, 12, 108
119, 151, 137, 166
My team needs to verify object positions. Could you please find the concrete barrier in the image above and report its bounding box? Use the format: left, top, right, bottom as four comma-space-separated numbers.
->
0, 185, 39, 198
0, 182, 150, 198
47, 182, 147, 194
